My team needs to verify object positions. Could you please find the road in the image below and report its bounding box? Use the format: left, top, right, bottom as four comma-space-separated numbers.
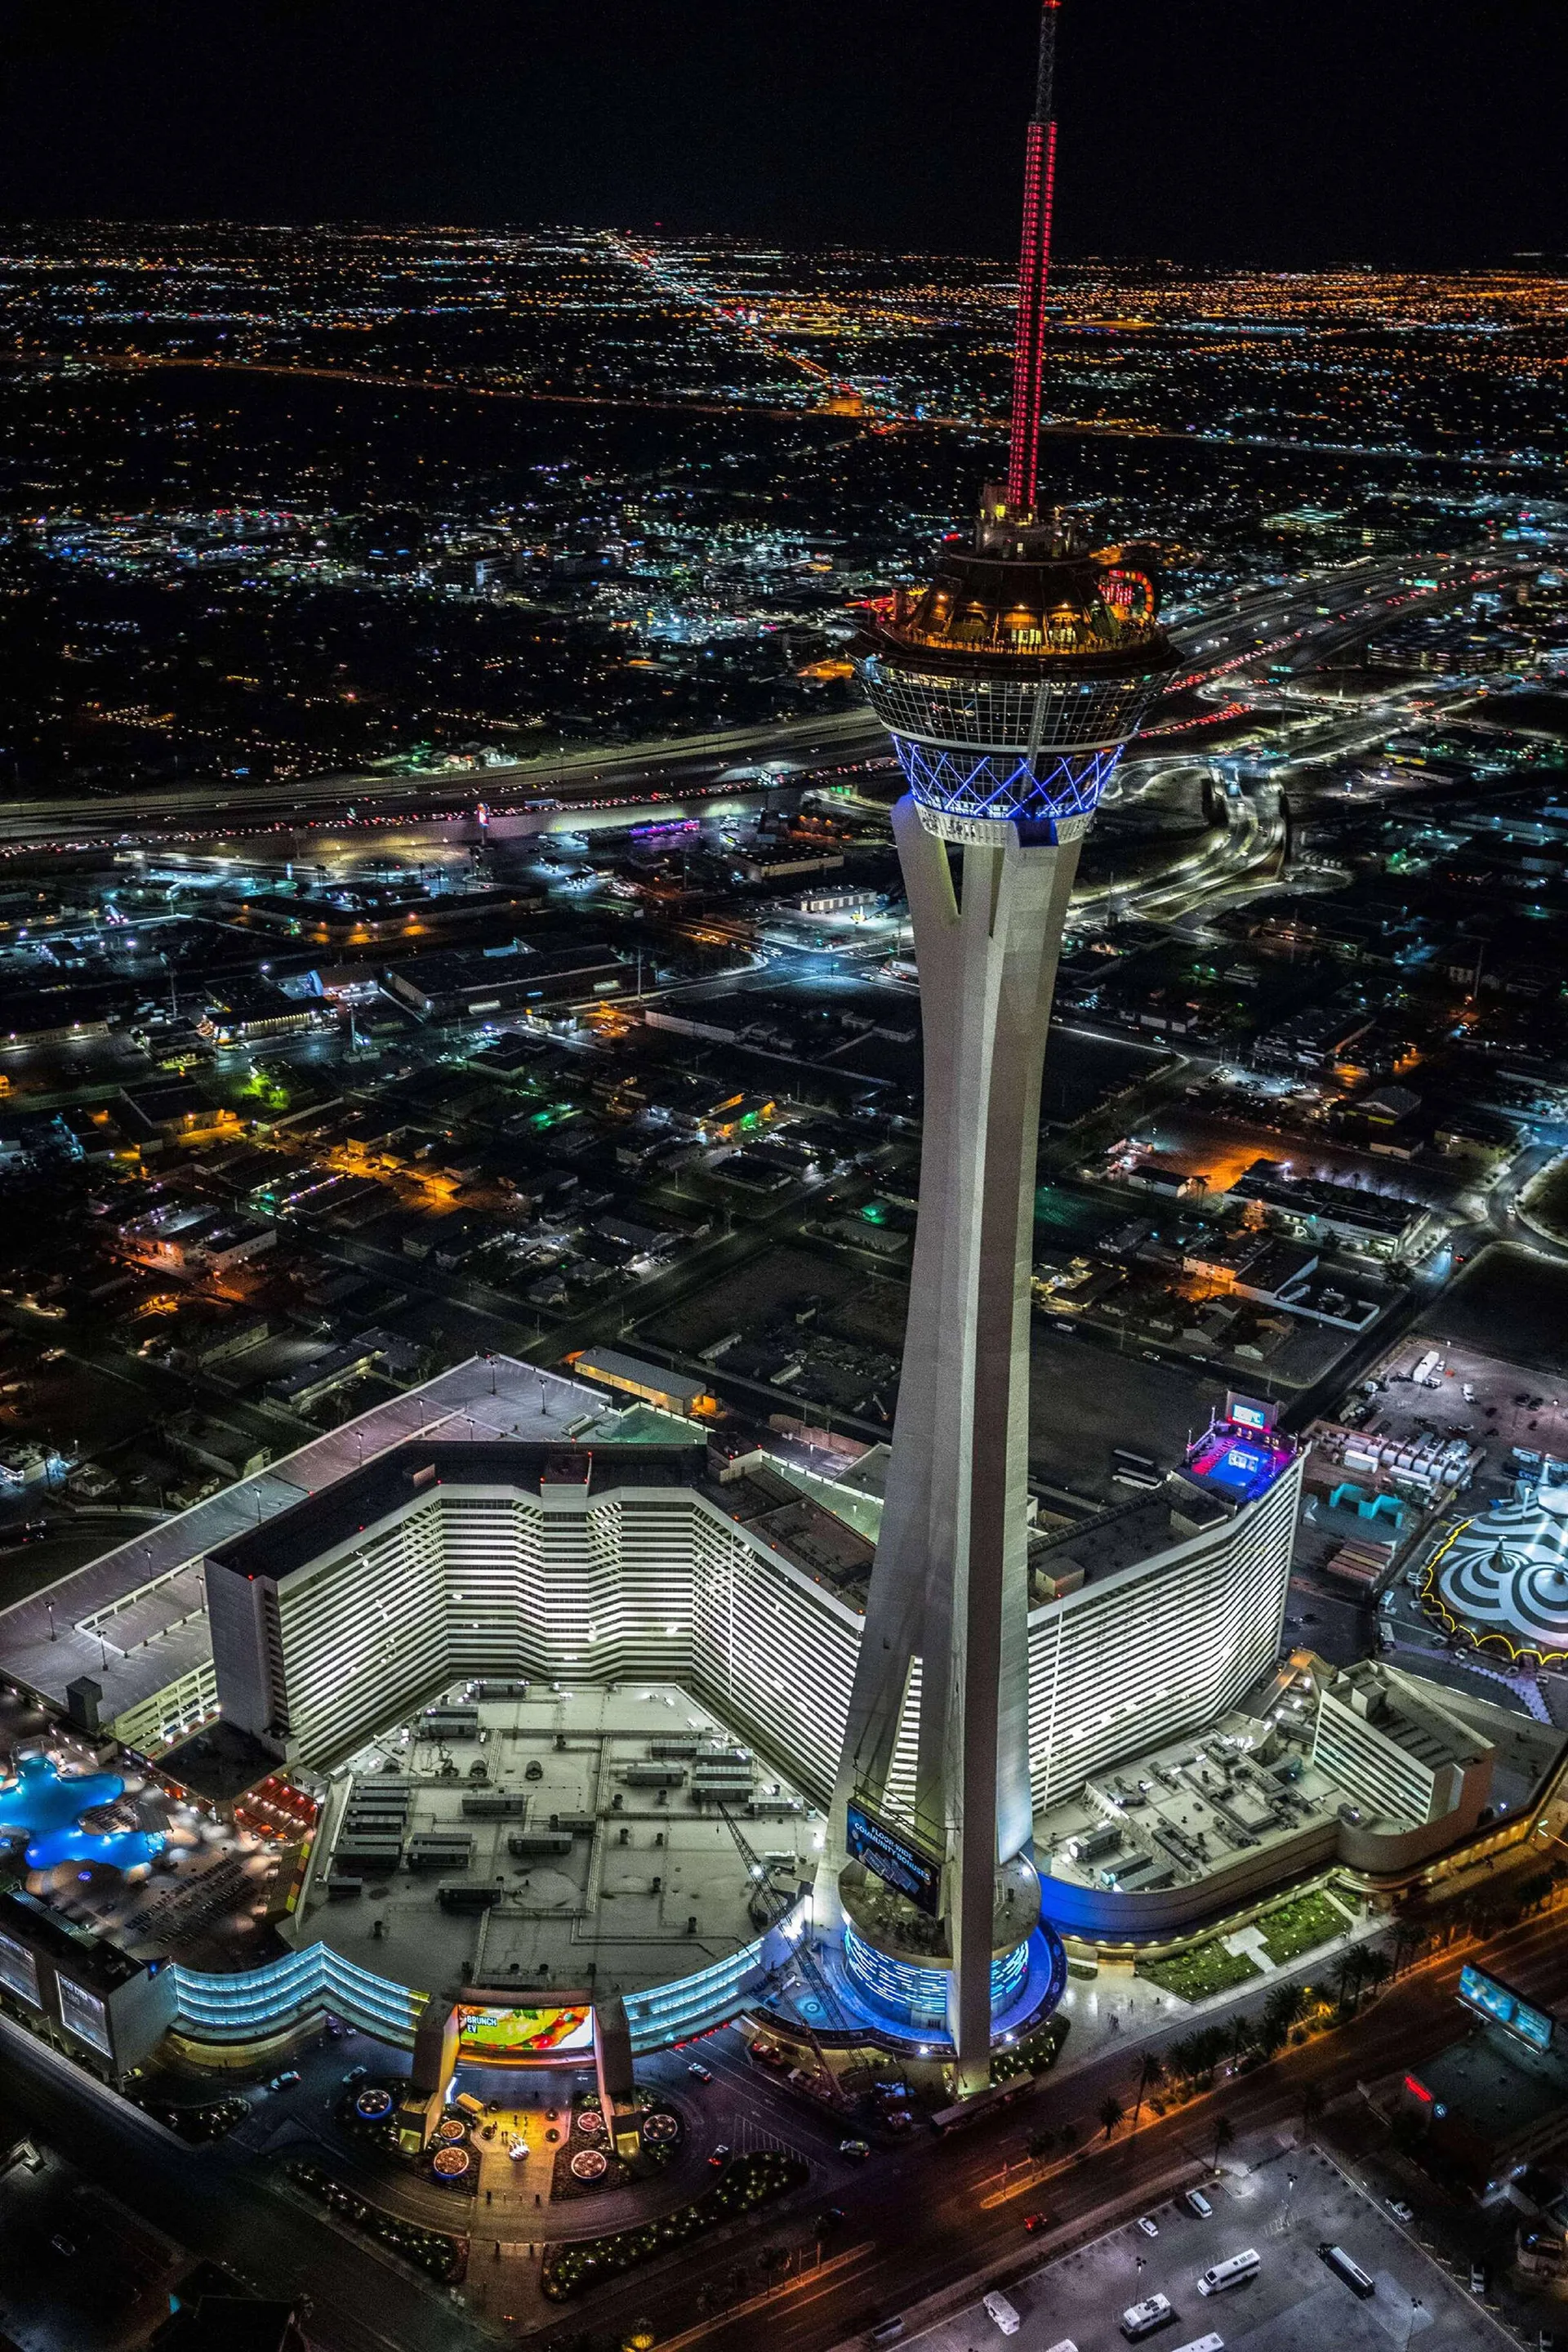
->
562, 1906, 1568, 2352
25, 347, 1561, 479
0, 550, 1509, 849
13, 1902, 1555, 2352
0, 2009, 486, 2352
0, 707, 889, 846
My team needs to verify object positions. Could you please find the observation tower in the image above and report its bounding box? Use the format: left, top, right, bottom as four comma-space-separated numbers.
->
822, 1, 1180, 2091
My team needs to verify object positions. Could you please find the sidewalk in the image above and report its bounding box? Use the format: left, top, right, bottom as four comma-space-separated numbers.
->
1046, 1909, 1383, 2087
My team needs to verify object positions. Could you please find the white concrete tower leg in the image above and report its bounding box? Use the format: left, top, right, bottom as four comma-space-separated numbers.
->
819, 795, 964, 1913
938, 819, 1081, 2089
822, 794, 1083, 2096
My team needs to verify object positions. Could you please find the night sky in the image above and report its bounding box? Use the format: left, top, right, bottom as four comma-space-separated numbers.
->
4, 0, 1566, 267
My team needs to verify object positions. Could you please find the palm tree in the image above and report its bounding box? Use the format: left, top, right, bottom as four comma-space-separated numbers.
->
1098, 2094, 1126, 2142
1388, 1920, 1422, 1979
1130, 2052, 1165, 2133
1167, 2037, 1200, 2082
1192, 2025, 1231, 2083
1333, 1949, 1366, 2017
1027, 2128, 1055, 2163
1211, 2114, 1236, 2173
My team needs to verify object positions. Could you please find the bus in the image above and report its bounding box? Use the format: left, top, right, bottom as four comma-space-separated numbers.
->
1319, 2243, 1376, 2300
1121, 2294, 1174, 2341
1197, 2250, 1260, 2296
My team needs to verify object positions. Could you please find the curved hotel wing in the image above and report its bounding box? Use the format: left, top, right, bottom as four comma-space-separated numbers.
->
203, 1419, 1298, 1811
0, 1358, 1303, 2056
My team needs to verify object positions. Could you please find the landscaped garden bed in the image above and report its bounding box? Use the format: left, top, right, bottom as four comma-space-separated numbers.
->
550, 2088, 684, 2202
1138, 1939, 1261, 2002
541, 2149, 808, 2301
287, 2157, 466, 2282
1257, 1888, 1352, 1966
140, 2093, 250, 2142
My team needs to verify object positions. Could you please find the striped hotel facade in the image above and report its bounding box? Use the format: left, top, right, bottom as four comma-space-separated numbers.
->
208, 1452, 1301, 1820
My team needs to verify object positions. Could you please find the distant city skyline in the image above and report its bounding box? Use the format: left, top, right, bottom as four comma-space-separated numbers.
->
3, 0, 1566, 269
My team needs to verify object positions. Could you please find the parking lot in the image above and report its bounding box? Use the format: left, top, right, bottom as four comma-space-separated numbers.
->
910, 2139, 1506, 2352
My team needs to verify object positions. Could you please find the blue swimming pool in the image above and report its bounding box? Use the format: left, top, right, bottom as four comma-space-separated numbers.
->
0, 1751, 164, 1873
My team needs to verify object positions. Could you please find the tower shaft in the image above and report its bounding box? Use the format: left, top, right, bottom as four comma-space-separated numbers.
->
831, 801, 1080, 2089
1006, 0, 1062, 519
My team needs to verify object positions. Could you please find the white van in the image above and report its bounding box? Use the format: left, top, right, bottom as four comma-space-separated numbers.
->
983, 2292, 1022, 2336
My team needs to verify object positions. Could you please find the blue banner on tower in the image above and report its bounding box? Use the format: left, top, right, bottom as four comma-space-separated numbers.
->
846, 1802, 943, 1916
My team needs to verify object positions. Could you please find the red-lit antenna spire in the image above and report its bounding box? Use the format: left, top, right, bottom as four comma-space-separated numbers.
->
1005, 0, 1061, 519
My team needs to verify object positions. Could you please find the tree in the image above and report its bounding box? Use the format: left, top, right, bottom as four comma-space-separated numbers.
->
1359, 1950, 1392, 2001
1333, 1949, 1367, 2017
1266, 1981, 1308, 2034
1130, 2052, 1165, 2133
1389, 1919, 1423, 1979
1191, 2025, 1231, 2083
1167, 2037, 1200, 2082
1211, 2115, 1236, 2172
1027, 2128, 1055, 2163
1098, 2095, 1125, 2142
1058, 2120, 1078, 2154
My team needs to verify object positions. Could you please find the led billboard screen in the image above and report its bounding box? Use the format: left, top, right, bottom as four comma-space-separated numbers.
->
845, 1802, 942, 1917
0, 1931, 40, 2007
455, 2004, 595, 2061
57, 1975, 113, 2057
1459, 1963, 1554, 2053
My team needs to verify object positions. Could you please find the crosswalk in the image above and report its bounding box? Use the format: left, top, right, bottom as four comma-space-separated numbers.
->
733, 2114, 808, 2162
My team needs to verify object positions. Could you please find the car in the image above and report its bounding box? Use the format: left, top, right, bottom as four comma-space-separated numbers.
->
707, 2144, 731, 2168
342, 2064, 368, 2084
817, 2205, 846, 2232
268, 2070, 301, 2091
687, 2061, 713, 2083
1023, 2209, 1057, 2234
1388, 2198, 1414, 2224
1184, 2187, 1214, 2218
840, 2137, 871, 2160
1469, 2263, 1487, 2293
1137, 2214, 1160, 2237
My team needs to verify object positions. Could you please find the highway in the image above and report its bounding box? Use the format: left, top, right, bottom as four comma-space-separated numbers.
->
0, 549, 1511, 852
28, 348, 1561, 479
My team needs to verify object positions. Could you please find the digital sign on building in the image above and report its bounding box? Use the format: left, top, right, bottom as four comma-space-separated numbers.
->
56, 1975, 113, 2057
1227, 1393, 1276, 1432
1459, 1963, 1555, 2053
0, 1930, 40, 2008
455, 2004, 595, 2061
845, 1802, 942, 1918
